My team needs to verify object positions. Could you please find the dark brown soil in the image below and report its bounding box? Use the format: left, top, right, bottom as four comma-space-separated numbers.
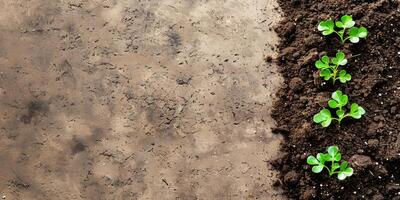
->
272, 0, 400, 199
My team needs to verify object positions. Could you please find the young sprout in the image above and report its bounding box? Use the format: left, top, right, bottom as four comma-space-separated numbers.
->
307, 146, 354, 180
315, 51, 351, 84
313, 90, 366, 127
318, 15, 368, 43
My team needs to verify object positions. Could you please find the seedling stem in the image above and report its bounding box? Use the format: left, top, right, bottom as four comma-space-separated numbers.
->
334, 29, 346, 43
314, 52, 351, 85
307, 146, 354, 180
313, 90, 366, 128
318, 15, 368, 44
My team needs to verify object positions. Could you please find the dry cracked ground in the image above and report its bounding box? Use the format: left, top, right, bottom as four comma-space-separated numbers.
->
0, 0, 284, 199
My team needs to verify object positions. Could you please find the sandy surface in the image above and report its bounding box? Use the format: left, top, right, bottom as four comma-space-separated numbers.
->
0, 0, 284, 199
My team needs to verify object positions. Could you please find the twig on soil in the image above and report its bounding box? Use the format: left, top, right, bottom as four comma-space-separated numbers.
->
349, 54, 361, 59
162, 178, 169, 186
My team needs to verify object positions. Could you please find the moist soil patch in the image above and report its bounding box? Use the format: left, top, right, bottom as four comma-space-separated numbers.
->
271, 0, 400, 199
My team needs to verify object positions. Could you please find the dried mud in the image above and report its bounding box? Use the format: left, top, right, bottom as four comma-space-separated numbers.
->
0, 0, 284, 199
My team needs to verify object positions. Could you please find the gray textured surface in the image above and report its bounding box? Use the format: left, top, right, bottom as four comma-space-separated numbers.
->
0, 0, 284, 199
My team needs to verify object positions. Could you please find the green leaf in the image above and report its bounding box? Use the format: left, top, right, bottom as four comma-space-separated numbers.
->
358, 27, 368, 38
336, 52, 345, 60
327, 146, 339, 157
336, 109, 345, 118
338, 70, 352, 83
321, 56, 329, 64
343, 167, 354, 175
315, 56, 330, 69
307, 155, 320, 165
313, 109, 332, 127
329, 90, 348, 109
332, 52, 347, 66
328, 99, 338, 108
312, 165, 324, 173
349, 103, 366, 119
340, 15, 355, 28
332, 163, 340, 172
335, 21, 344, 28
327, 146, 341, 161
338, 166, 353, 180
349, 28, 360, 43
338, 172, 346, 180
316, 153, 327, 163
320, 69, 333, 81
334, 52, 348, 66
334, 153, 342, 162
321, 153, 332, 162
348, 27, 368, 43
318, 20, 335, 35
340, 161, 348, 171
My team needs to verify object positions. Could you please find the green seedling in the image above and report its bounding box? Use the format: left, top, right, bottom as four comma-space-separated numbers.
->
307, 146, 354, 180
314, 90, 365, 127
315, 51, 351, 84
318, 15, 368, 43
